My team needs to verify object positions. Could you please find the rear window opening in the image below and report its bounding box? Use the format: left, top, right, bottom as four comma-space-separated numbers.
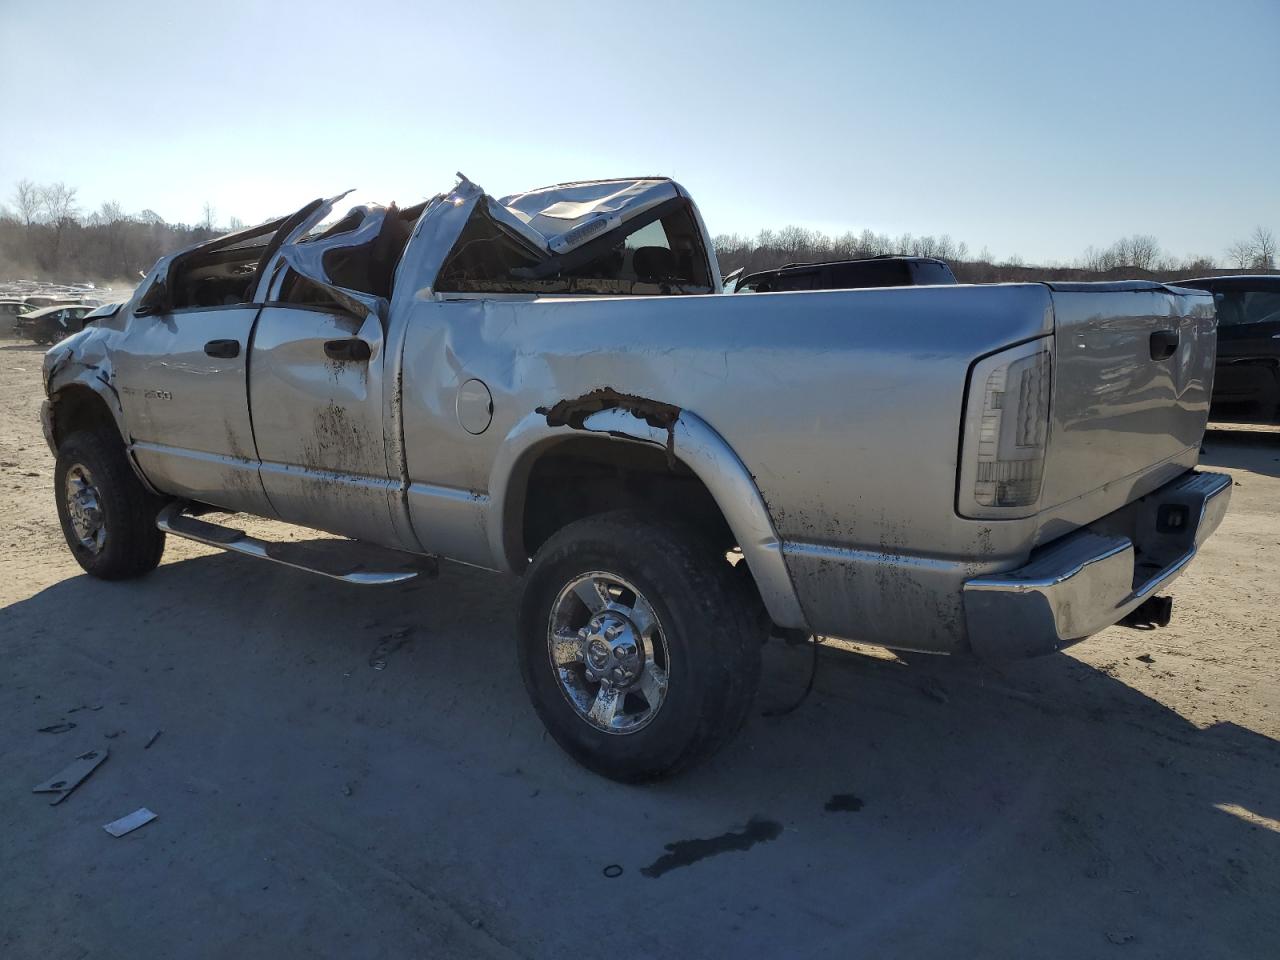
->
436, 199, 713, 296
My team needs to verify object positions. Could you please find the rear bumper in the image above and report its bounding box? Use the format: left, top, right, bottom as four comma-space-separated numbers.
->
963, 470, 1231, 659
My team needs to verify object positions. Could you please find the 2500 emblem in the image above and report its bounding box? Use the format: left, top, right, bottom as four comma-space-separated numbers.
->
144, 389, 173, 401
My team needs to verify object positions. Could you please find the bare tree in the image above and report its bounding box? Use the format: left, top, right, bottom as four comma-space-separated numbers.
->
1226, 239, 1253, 269
227, 215, 245, 231
36, 183, 80, 270
201, 201, 217, 232
1125, 234, 1161, 271
39, 182, 79, 223
1250, 226, 1276, 270
12, 179, 41, 227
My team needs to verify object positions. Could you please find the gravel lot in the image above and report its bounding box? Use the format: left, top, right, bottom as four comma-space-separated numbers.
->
1, 340, 1277, 959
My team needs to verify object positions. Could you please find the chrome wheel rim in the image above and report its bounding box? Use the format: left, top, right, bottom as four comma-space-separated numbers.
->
547, 571, 670, 735
65, 463, 106, 553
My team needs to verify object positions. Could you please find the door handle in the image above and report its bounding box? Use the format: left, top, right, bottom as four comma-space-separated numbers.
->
1149, 329, 1179, 361
204, 339, 240, 358
323, 338, 371, 362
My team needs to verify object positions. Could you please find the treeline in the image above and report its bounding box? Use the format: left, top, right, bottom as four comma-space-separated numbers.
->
714, 225, 1278, 284
2, 178, 1277, 285
0, 179, 239, 283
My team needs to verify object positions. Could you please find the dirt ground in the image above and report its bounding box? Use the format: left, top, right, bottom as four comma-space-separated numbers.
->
1, 340, 1277, 959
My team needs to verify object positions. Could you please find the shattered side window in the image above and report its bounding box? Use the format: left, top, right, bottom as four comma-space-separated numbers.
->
279, 269, 352, 313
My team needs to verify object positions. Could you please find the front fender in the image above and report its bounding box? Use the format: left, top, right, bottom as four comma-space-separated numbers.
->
42, 343, 160, 495
488, 407, 808, 631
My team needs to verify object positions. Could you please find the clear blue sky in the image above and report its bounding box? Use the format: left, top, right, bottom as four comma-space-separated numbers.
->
3, 0, 1277, 264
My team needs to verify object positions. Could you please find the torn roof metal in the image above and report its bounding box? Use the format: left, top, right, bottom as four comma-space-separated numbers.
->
497, 177, 681, 254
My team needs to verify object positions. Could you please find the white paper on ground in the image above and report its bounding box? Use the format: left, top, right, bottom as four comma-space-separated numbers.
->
103, 807, 157, 837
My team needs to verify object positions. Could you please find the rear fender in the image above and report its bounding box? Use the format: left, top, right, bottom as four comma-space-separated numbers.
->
490, 404, 808, 631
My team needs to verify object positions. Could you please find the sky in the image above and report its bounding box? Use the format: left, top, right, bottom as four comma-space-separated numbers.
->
2, 0, 1277, 265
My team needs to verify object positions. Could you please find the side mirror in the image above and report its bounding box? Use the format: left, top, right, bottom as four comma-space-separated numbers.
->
134, 279, 168, 317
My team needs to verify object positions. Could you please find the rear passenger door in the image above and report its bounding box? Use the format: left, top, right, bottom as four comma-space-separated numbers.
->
246, 205, 407, 548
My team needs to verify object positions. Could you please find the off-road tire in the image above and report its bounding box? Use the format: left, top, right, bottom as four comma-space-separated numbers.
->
54, 429, 166, 579
518, 510, 763, 782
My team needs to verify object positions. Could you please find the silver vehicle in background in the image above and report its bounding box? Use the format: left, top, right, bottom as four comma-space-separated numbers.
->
40, 175, 1230, 780
0, 299, 27, 336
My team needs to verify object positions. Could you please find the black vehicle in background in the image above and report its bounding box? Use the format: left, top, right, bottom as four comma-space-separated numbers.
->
726, 255, 957, 293
1176, 275, 1280, 420
15, 303, 96, 345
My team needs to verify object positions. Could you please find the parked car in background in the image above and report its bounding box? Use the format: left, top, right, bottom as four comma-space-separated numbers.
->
17, 303, 96, 344
727, 255, 957, 293
1175, 275, 1280, 420
1, 299, 27, 336
22, 295, 80, 311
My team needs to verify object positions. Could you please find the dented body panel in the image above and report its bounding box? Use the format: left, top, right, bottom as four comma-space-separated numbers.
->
42, 175, 1226, 657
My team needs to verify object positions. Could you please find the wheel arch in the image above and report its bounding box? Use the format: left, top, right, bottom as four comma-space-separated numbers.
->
488, 405, 808, 631
44, 373, 158, 494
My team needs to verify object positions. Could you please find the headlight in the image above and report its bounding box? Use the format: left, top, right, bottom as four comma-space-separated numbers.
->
957, 339, 1053, 518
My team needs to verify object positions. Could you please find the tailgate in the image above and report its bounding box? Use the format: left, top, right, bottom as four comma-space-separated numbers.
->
1040, 282, 1216, 520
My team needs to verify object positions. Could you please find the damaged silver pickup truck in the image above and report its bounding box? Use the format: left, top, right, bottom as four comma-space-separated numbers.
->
41, 175, 1231, 780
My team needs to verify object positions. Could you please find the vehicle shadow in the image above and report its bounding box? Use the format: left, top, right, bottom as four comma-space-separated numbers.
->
1202, 425, 1280, 479
3, 551, 1276, 958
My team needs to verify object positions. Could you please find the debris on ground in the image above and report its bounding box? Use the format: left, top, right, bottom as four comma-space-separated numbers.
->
368, 627, 414, 670
918, 681, 950, 704
1136, 654, 1155, 664
103, 808, 157, 837
37, 722, 76, 734
824, 793, 865, 813
144, 730, 162, 750
32, 748, 109, 805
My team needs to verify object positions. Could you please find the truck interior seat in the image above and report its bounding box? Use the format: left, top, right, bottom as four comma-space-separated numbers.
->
632, 246, 677, 282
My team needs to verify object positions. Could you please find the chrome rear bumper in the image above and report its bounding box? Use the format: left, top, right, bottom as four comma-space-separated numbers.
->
964, 471, 1231, 659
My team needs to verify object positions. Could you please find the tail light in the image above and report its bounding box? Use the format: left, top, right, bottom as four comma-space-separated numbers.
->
958, 339, 1053, 518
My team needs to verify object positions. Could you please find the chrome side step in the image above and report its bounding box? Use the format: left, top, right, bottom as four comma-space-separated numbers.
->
156, 502, 436, 585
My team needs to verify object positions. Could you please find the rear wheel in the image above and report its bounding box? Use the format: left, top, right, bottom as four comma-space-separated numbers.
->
518, 511, 763, 782
54, 429, 166, 579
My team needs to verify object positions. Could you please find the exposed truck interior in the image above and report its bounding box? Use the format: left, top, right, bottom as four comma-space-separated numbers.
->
436, 179, 715, 296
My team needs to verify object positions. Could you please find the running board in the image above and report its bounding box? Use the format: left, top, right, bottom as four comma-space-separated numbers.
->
156, 503, 436, 585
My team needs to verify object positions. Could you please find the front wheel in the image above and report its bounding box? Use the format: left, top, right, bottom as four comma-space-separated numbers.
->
54, 429, 166, 579
518, 511, 763, 782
